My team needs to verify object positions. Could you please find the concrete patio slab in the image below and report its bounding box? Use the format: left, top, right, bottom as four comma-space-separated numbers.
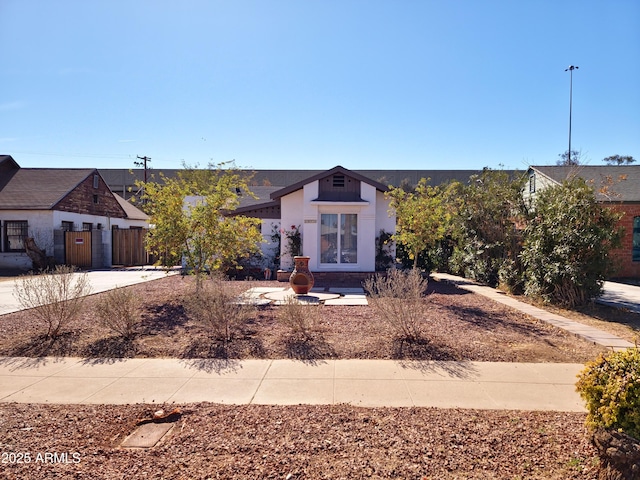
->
264, 289, 340, 304
325, 295, 368, 306
328, 288, 365, 294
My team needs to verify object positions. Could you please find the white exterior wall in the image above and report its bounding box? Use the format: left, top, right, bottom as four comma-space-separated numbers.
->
0, 209, 148, 270
260, 219, 280, 270
279, 189, 305, 270
0, 210, 54, 269
375, 189, 397, 261
52, 211, 147, 231
279, 181, 395, 272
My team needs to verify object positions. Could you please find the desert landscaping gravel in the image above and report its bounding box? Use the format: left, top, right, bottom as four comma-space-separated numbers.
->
0, 275, 611, 478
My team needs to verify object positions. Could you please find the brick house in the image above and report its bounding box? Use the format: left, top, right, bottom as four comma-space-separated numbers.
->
525, 165, 640, 279
0, 155, 149, 271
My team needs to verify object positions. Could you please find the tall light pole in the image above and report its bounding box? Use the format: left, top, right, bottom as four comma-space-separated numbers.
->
565, 65, 579, 164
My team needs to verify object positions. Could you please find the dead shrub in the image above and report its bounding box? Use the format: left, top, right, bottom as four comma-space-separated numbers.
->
277, 295, 322, 341
13, 265, 92, 339
95, 286, 142, 339
364, 269, 429, 342
184, 274, 254, 346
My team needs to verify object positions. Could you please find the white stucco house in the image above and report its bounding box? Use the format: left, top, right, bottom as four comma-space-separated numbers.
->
0, 155, 149, 272
231, 166, 396, 281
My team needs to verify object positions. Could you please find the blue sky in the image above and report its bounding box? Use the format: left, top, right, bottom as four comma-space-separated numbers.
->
1, 0, 639, 171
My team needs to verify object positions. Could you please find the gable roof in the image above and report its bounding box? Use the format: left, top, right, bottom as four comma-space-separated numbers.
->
0, 167, 97, 209
270, 165, 389, 200
0, 157, 149, 220
114, 193, 149, 220
530, 165, 640, 202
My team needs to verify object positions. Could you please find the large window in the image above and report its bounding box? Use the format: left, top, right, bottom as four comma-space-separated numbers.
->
5, 220, 28, 252
320, 214, 357, 264
633, 216, 640, 262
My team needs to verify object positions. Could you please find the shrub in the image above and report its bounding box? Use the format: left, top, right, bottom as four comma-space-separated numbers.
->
521, 177, 623, 308
576, 347, 640, 440
364, 269, 429, 341
448, 169, 527, 288
184, 274, 253, 345
277, 295, 321, 341
13, 265, 92, 339
95, 286, 142, 338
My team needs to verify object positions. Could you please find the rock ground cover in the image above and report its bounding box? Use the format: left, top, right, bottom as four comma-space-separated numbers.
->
0, 403, 599, 479
0, 275, 616, 478
0, 276, 606, 362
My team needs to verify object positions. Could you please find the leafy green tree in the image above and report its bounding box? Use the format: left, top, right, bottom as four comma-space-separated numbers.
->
386, 178, 451, 269
448, 168, 527, 289
602, 154, 636, 165
139, 162, 264, 287
521, 177, 623, 307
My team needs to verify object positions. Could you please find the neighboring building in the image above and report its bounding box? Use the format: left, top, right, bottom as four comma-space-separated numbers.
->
0, 155, 149, 272
525, 165, 640, 279
99, 167, 484, 202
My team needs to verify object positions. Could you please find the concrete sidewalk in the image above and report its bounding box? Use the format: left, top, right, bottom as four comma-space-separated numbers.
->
432, 273, 636, 352
0, 357, 586, 412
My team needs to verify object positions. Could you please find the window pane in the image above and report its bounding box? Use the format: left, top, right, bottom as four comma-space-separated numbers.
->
633, 216, 640, 262
320, 214, 337, 263
6, 221, 28, 251
340, 214, 357, 263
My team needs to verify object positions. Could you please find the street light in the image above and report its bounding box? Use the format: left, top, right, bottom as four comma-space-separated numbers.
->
565, 65, 579, 164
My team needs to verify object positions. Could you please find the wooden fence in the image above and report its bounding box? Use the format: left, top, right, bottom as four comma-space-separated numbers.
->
112, 228, 148, 266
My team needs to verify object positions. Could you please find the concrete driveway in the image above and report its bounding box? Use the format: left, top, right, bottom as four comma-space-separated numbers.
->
0, 267, 177, 316
598, 281, 640, 314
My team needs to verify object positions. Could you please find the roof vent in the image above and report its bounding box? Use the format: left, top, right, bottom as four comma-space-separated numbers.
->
332, 175, 345, 188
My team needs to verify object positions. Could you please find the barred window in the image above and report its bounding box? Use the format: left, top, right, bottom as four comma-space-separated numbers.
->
5, 220, 28, 252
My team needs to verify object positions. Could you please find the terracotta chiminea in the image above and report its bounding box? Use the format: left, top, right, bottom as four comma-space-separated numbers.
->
289, 256, 314, 294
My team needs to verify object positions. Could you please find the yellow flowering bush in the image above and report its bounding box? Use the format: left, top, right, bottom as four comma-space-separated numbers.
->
576, 347, 640, 440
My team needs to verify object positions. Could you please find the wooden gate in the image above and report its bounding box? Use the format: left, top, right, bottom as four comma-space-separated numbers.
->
112, 228, 148, 266
65, 231, 92, 268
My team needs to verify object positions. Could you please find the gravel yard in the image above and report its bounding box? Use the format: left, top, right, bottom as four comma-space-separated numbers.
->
0, 275, 611, 479
0, 275, 606, 363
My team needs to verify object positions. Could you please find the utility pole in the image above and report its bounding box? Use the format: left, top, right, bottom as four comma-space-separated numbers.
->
135, 155, 151, 184
565, 65, 578, 165
134, 155, 151, 205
